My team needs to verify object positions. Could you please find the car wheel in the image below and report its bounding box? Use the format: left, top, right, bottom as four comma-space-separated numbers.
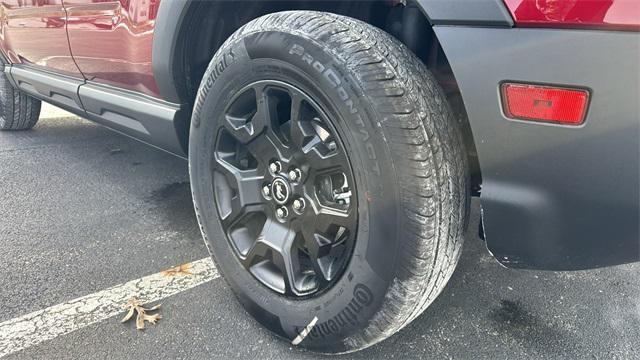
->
189, 11, 469, 353
0, 69, 41, 131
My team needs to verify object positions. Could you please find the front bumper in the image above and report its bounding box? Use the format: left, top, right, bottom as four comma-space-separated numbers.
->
436, 27, 639, 270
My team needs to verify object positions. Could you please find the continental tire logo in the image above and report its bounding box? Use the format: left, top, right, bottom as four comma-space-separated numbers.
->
193, 47, 235, 128
299, 284, 374, 340
193, 40, 249, 128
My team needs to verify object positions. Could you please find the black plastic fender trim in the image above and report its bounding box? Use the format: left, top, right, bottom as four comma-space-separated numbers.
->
415, 0, 514, 26
152, 0, 191, 105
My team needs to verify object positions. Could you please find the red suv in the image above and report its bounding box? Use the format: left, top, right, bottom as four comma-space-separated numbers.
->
1, 0, 638, 353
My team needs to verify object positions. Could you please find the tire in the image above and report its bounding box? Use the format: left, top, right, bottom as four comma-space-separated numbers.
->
189, 11, 469, 353
0, 70, 41, 131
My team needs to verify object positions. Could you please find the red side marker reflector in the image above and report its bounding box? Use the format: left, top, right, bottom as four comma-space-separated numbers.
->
501, 83, 589, 125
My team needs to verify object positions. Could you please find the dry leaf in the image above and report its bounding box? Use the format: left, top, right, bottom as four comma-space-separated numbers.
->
162, 263, 193, 277
135, 312, 145, 330
121, 307, 135, 323
143, 313, 161, 324
121, 297, 162, 330
145, 304, 162, 311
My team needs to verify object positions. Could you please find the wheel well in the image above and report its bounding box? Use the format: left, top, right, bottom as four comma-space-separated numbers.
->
173, 0, 481, 194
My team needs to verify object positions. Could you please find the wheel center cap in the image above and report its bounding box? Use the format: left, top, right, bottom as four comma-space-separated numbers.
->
271, 178, 290, 204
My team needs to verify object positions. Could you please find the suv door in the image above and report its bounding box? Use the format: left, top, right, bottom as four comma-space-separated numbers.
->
0, 0, 82, 78
63, 0, 160, 97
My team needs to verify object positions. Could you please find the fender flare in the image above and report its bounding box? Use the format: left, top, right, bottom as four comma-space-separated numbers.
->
415, 0, 512, 26
152, 0, 191, 104
151, 0, 512, 105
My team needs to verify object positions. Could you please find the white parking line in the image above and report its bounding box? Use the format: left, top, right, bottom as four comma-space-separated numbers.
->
0, 258, 218, 358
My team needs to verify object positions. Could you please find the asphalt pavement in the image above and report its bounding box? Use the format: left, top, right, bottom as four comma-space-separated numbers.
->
0, 104, 638, 359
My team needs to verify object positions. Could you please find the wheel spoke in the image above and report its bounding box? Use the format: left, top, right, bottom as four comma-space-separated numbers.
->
216, 159, 264, 205
289, 119, 312, 150
243, 132, 281, 162
223, 84, 270, 144
290, 92, 303, 124
311, 233, 333, 258
241, 218, 313, 295
300, 226, 349, 284
299, 207, 354, 284
219, 193, 243, 228
306, 147, 347, 175
213, 157, 265, 230
251, 83, 272, 130
272, 243, 303, 295
305, 232, 333, 280
288, 94, 317, 149
315, 209, 354, 234
241, 235, 270, 269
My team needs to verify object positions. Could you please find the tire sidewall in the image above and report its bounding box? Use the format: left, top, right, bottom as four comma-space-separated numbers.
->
189, 31, 402, 350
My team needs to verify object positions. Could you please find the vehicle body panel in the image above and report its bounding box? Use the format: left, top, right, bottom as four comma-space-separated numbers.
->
0, 0, 82, 78
435, 26, 640, 269
64, 0, 160, 97
503, 0, 640, 31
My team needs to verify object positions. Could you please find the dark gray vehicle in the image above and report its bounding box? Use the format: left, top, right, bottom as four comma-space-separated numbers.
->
0, 0, 637, 353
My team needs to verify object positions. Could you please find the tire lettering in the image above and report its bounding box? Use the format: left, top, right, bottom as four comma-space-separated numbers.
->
194, 45, 244, 128
324, 68, 341, 87
289, 44, 305, 56
288, 44, 381, 176
302, 53, 314, 66
294, 284, 373, 340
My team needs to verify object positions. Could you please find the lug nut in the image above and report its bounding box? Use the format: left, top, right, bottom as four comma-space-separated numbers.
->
269, 161, 282, 173
292, 198, 306, 212
288, 168, 302, 182
276, 206, 289, 219
262, 185, 271, 198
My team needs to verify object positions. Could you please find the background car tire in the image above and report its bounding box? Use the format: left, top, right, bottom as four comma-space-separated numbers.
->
0, 70, 41, 131
189, 11, 469, 353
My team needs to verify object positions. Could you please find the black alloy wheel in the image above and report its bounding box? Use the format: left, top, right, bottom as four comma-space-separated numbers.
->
213, 80, 357, 297
189, 11, 469, 353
